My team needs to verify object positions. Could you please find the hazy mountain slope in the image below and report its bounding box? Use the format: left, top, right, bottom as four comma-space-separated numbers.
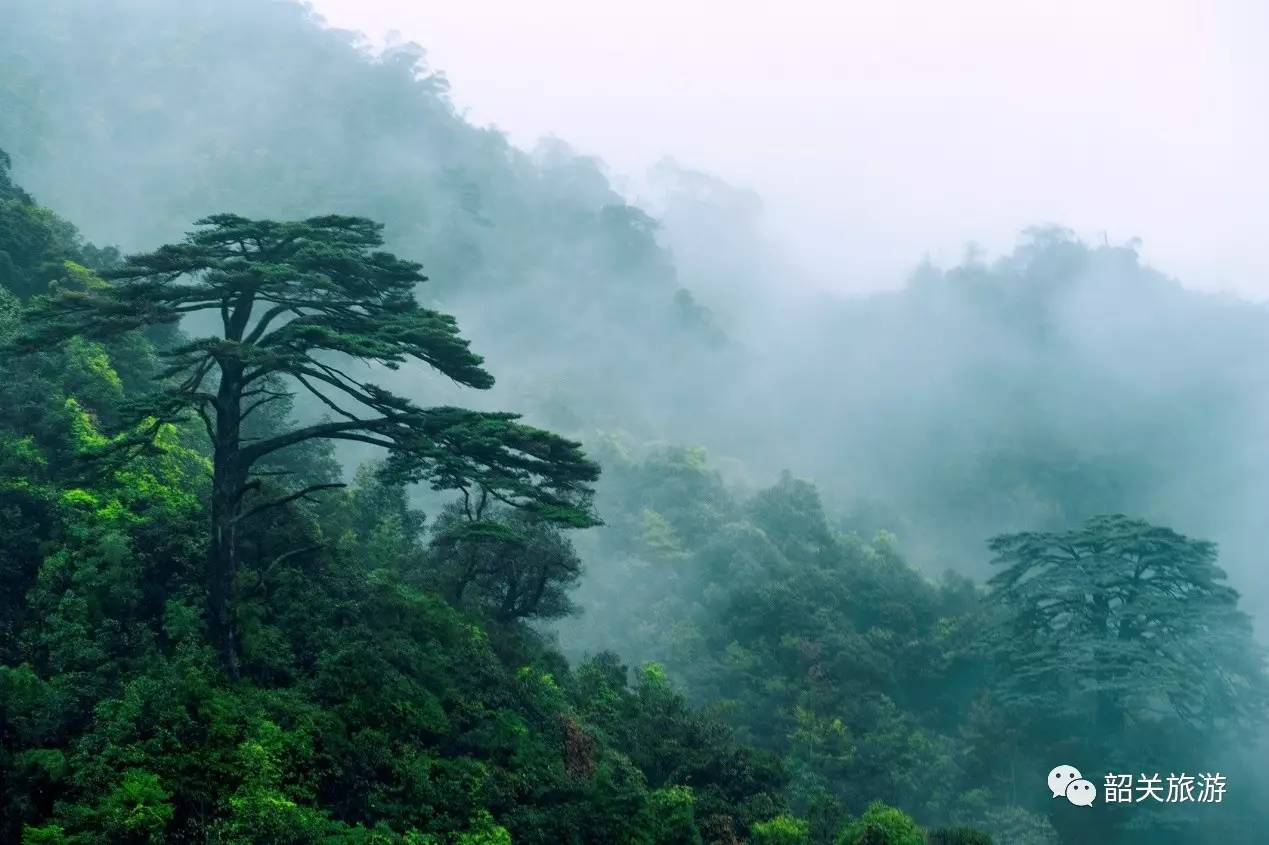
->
4, 0, 1269, 623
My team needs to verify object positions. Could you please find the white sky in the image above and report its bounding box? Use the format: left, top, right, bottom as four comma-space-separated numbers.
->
310, 0, 1269, 296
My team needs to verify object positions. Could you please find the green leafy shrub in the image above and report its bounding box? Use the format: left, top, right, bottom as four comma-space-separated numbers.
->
751, 813, 811, 845
835, 802, 923, 845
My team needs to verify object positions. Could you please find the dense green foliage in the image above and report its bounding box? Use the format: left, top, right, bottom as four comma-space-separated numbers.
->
0, 167, 788, 842
835, 802, 924, 845
3, 2, 1269, 843
12, 211, 600, 677
561, 443, 1268, 842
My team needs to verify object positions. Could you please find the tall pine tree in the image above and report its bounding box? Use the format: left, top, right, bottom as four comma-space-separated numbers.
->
11, 213, 600, 675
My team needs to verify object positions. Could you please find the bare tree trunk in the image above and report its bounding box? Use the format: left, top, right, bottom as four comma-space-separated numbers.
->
209, 463, 241, 679
209, 365, 244, 679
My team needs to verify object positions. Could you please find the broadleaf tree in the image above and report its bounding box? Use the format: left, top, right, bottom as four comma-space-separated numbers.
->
10, 213, 600, 676
429, 502, 585, 623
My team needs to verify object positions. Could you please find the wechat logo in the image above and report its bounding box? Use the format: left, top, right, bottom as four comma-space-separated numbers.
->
1048, 764, 1097, 806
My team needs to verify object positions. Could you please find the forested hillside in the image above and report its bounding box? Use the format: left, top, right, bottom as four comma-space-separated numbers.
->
0, 152, 797, 844
3, 1, 1269, 843
7, 0, 1269, 614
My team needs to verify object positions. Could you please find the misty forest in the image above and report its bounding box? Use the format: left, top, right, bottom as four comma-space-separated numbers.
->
1, 2, 1267, 844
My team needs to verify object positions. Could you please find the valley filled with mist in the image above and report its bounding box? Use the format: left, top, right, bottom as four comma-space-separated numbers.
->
1, 2, 1266, 843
